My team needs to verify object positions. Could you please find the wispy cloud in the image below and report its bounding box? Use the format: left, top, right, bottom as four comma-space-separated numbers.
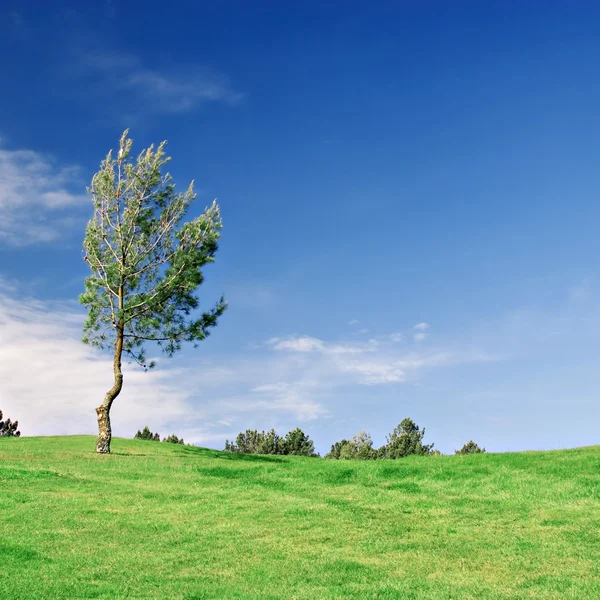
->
413, 322, 430, 331
0, 142, 86, 245
266, 333, 491, 386
82, 51, 243, 115
267, 335, 377, 355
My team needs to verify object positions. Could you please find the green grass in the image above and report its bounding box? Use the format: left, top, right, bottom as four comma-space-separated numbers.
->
1, 437, 600, 599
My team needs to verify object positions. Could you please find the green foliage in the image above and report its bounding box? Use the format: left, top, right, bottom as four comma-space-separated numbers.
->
226, 429, 284, 455
327, 431, 377, 460
380, 417, 434, 459
79, 130, 226, 370
0, 410, 20, 437
225, 427, 317, 456
134, 426, 160, 441
325, 439, 350, 459
163, 434, 185, 445
283, 427, 318, 457
455, 440, 486, 455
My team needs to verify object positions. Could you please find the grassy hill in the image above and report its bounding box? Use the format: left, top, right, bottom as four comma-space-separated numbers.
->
1, 436, 599, 599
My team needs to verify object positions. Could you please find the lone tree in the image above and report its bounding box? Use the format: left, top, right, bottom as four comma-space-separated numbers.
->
455, 440, 486, 455
80, 131, 226, 454
380, 417, 434, 459
0, 410, 21, 437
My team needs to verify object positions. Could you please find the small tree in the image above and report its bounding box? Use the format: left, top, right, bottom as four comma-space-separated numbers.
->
80, 131, 226, 454
282, 427, 317, 457
226, 427, 317, 456
328, 431, 377, 460
325, 439, 349, 459
380, 417, 434, 459
455, 441, 485, 455
0, 410, 21, 437
163, 434, 184, 445
134, 426, 160, 441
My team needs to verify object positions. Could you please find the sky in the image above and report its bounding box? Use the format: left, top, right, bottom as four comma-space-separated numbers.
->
1, 1, 600, 455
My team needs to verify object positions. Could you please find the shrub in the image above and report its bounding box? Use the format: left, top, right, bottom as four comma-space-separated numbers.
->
282, 427, 318, 457
455, 441, 485, 455
225, 427, 317, 456
380, 418, 434, 459
225, 429, 283, 454
327, 431, 376, 460
325, 439, 350, 459
163, 434, 185, 445
0, 410, 20, 437
134, 426, 160, 441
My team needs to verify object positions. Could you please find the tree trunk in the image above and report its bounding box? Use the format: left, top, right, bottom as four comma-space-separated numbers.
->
96, 312, 125, 454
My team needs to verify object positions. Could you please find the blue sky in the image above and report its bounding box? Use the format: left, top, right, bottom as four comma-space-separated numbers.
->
1, 1, 599, 454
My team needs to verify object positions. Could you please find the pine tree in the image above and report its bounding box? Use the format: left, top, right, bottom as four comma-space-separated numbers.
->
455, 441, 485, 455
80, 131, 226, 454
0, 410, 21, 437
380, 418, 434, 459
134, 426, 160, 441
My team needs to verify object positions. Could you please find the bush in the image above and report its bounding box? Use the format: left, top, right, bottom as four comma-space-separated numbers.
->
225, 429, 284, 454
283, 427, 318, 456
0, 410, 20, 437
325, 439, 350, 459
225, 427, 317, 456
326, 431, 376, 460
455, 441, 485, 455
134, 426, 160, 441
380, 418, 434, 459
163, 434, 185, 445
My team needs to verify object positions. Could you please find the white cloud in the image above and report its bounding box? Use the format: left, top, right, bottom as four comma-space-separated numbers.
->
83, 51, 243, 115
348, 319, 360, 326
267, 335, 377, 355
266, 333, 490, 386
250, 382, 329, 421
0, 287, 331, 444
267, 336, 325, 353
0, 284, 497, 447
0, 142, 86, 245
413, 322, 430, 331
414, 332, 427, 342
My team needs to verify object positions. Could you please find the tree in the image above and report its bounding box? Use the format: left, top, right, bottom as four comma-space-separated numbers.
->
80, 131, 226, 454
163, 434, 184, 445
0, 410, 20, 437
349, 430, 377, 460
455, 441, 485, 455
380, 417, 434, 459
134, 426, 160, 441
325, 439, 349, 459
225, 427, 317, 456
282, 427, 317, 457
326, 431, 377, 460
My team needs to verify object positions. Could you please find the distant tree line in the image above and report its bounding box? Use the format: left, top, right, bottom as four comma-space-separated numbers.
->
134, 426, 185, 445
225, 427, 318, 457
2, 409, 485, 458
324, 418, 437, 459
222, 418, 486, 459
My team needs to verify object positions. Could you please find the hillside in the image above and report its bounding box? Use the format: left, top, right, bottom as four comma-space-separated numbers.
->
1, 436, 599, 599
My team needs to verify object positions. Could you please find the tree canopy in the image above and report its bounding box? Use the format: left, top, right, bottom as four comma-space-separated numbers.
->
80, 131, 226, 453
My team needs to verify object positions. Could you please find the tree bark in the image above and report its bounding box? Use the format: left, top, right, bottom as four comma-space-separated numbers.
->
96, 288, 125, 454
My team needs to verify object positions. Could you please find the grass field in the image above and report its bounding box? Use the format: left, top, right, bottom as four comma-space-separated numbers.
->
1, 436, 599, 599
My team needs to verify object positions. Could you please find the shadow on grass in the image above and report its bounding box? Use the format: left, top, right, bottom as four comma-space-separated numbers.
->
124, 441, 289, 463
111, 452, 151, 456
